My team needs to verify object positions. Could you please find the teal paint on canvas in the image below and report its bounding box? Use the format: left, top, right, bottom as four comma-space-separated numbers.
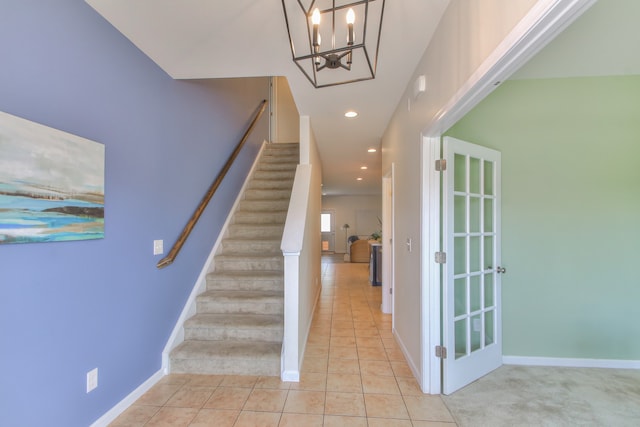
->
446, 75, 640, 360
0, 111, 105, 244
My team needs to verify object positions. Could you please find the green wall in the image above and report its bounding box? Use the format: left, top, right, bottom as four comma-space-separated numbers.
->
446, 76, 640, 360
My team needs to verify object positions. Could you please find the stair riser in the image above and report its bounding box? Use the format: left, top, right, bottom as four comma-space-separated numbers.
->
227, 225, 284, 238
171, 358, 280, 376
214, 258, 284, 271
196, 300, 283, 315
248, 180, 294, 190
244, 189, 292, 200
238, 200, 290, 211
220, 240, 281, 254
260, 155, 298, 163
257, 162, 297, 172
233, 211, 287, 225
264, 146, 298, 152
262, 148, 299, 156
253, 170, 296, 180
206, 278, 283, 292
184, 327, 283, 342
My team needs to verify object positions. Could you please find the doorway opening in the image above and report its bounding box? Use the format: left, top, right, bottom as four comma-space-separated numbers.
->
321, 209, 336, 252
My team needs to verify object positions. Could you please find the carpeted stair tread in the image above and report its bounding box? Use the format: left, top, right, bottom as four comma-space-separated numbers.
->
198, 290, 283, 302
206, 271, 284, 292
171, 341, 281, 376
220, 238, 281, 254
227, 224, 285, 239
172, 340, 281, 360
170, 143, 298, 377
206, 270, 284, 281
196, 290, 283, 315
185, 313, 283, 332
233, 210, 288, 223
214, 254, 283, 261
213, 255, 284, 271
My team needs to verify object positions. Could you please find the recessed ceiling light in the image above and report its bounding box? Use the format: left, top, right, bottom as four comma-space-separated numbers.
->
367, 148, 377, 153
356, 177, 363, 181
345, 111, 358, 118
360, 166, 368, 170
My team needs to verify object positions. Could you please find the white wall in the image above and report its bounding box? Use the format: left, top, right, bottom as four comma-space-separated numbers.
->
381, 0, 538, 385
322, 195, 382, 253
298, 116, 323, 360
272, 77, 300, 144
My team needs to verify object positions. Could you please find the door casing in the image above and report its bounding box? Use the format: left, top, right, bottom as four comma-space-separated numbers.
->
382, 165, 395, 315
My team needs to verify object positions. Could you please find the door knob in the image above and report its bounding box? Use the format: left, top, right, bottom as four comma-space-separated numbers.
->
496, 266, 506, 274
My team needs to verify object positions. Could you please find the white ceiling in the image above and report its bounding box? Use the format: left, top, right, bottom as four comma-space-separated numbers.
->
86, 0, 450, 196
85, 0, 637, 196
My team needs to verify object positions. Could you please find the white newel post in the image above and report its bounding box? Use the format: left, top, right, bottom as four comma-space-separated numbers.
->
281, 252, 300, 381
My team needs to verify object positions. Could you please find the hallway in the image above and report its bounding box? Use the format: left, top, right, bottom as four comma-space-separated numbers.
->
110, 256, 456, 426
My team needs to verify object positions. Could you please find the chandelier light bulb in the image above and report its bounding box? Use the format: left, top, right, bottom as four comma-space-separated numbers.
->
346, 8, 355, 46
312, 7, 321, 54
346, 8, 355, 25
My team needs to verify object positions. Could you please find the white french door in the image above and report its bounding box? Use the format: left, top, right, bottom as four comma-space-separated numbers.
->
442, 137, 503, 395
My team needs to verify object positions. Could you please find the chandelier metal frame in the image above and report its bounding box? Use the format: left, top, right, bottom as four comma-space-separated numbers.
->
281, 0, 386, 88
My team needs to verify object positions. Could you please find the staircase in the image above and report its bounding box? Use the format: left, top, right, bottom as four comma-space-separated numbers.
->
170, 143, 298, 376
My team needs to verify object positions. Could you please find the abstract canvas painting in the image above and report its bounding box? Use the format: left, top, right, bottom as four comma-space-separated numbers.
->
0, 111, 104, 244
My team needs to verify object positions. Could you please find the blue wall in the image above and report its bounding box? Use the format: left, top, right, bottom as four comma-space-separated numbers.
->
0, 1, 270, 426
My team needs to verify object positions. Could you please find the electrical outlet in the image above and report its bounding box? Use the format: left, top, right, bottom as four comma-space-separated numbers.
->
153, 239, 163, 255
87, 368, 98, 393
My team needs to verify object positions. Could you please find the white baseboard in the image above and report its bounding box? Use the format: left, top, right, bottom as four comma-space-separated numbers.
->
392, 327, 422, 384
503, 356, 640, 370
90, 369, 164, 427
281, 370, 300, 382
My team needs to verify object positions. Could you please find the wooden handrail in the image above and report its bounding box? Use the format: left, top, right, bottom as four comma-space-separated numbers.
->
157, 99, 268, 269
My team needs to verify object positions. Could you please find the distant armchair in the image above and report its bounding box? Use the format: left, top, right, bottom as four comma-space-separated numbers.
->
350, 239, 371, 263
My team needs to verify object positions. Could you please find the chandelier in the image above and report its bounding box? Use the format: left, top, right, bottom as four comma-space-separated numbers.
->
282, 0, 386, 88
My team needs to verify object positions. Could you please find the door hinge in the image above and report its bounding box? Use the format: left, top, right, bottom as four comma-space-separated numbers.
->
435, 345, 447, 359
435, 159, 447, 171
390, 288, 393, 295
435, 252, 447, 264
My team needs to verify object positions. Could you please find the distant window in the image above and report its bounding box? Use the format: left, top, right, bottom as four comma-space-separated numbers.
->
321, 213, 332, 232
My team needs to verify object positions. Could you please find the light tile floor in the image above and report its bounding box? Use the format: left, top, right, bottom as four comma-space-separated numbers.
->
110, 256, 456, 426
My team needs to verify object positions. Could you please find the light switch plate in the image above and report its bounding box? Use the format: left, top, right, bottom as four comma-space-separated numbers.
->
87, 368, 98, 393
153, 240, 163, 255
